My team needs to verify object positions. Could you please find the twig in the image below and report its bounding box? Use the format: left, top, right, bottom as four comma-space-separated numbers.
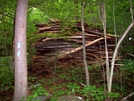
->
127, 53, 134, 57
95, 80, 101, 87
129, 0, 134, 21
121, 92, 134, 101
80, 82, 86, 87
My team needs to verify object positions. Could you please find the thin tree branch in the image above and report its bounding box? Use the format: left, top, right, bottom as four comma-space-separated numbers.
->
129, 0, 134, 21
100, 3, 110, 92
113, 0, 117, 44
81, 2, 89, 86
121, 92, 134, 101
109, 21, 134, 92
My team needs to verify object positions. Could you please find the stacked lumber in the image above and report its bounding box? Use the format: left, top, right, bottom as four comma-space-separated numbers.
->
35, 21, 60, 33
29, 21, 119, 76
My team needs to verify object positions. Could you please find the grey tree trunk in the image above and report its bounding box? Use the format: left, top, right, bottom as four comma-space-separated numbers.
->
14, 0, 28, 101
109, 21, 134, 92
100, 3, 110, 92
81, 2, 89, 86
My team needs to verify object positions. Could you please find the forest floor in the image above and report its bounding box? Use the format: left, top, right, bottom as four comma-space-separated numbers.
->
28, 64, 134, 101
1, 62, 134, 101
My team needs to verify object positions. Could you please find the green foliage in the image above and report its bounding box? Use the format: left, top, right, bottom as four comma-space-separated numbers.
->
43, 1, 79, 22
79, 85, 120, 101
70, 68, 83, 82
27, 85, 48, 101
80, 85, 106, 101
0, 57, 14, 91
0, 0, 134, 56
53, 90, 67, 96
27, 7, 49, 33
49, 97, 58, 101
28, 76, 38, 86
106, 0, 133, 34
121, 59, 134, 75
67, 83, 80, 94
107, 92, 120, 99
50, 85, 71, 101
122, 45, 134, 54
0, 1, 15, 56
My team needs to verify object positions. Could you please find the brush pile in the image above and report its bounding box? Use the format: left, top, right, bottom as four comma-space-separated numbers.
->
29, 20, 119, 76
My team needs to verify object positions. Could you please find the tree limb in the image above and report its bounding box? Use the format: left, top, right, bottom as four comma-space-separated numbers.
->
121, 92, 134, 101
48, 37, 104, 62
109, 21, 134, 92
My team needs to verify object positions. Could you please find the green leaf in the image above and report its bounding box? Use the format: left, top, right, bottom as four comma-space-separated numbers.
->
33, 93, 38, 98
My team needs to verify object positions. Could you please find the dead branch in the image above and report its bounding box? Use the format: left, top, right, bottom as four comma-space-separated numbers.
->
121, 92, 134, 101
48, 37, 104, 62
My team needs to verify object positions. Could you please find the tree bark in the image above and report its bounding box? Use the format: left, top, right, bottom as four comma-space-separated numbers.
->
14, 0, 28, 101
100, 2, 110, 92
81, 2, 89, 86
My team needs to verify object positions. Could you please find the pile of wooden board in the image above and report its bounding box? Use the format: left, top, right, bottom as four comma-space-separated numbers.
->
29, 21, 119, 76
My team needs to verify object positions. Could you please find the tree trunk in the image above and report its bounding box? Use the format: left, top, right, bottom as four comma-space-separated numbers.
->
109, 21, 134, 92
14, 0, 28, 101
81, 2, 89, 86
100, 2, 110, 92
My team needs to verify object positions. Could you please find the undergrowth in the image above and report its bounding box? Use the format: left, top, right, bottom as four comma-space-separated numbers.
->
0, 57, 14, 91
0, 56, 134, 101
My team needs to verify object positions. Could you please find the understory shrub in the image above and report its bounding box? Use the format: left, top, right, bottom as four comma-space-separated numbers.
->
0, 57, 14, 91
